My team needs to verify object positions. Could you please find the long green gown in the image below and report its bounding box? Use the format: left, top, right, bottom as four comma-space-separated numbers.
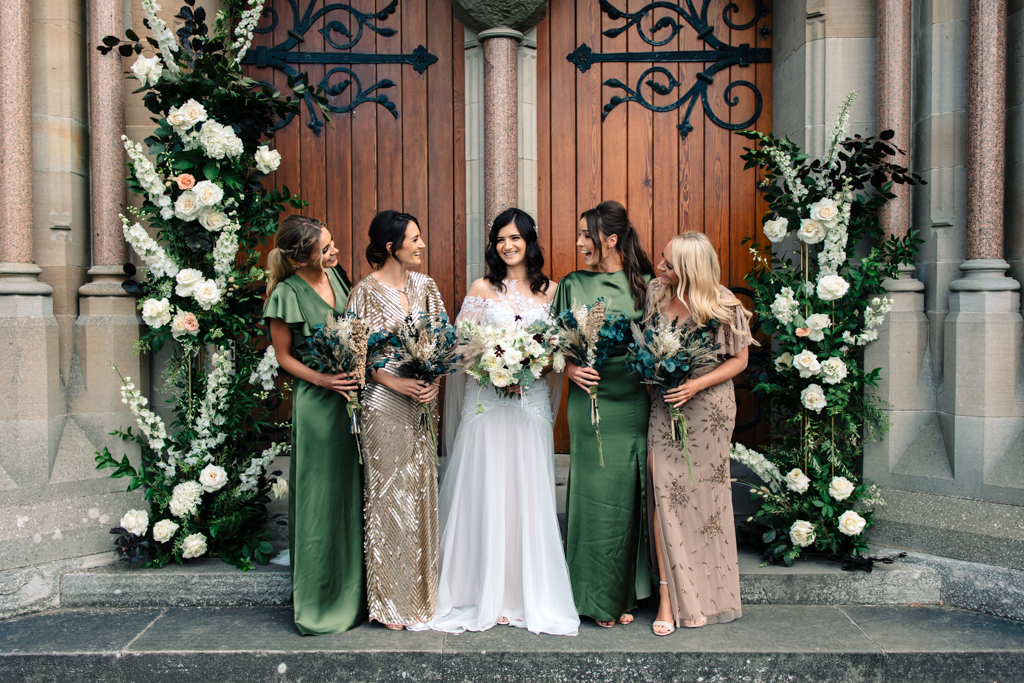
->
263, 266, 367, 634
552, 270, 652, 622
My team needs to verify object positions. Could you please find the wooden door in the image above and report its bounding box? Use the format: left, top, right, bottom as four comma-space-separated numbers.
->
536, 0, 773, 452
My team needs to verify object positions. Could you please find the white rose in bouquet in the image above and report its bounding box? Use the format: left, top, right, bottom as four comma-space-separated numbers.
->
793, 350, 821, 378
152, 519, 179, 543
198, 209, 229, 232
789, 520, 816, 547
829, 476, 856, 501
119, 509, 149, 537
181, 532, 208, 559
192, 180, 224, 207
797, 218, 826, 244
838, 510, 867, 536
199, 121, 244, 159
141, 298, 172, 328
193, 279, 222, 311
174, 191, 201, 221
271, 478, 289, 500
175, 268, 205, 297
490, 367, 514, 388
774, 351, 794, 372
131, 54, 163, 87
785, 468, 811, 494
503, 347, 524, 369
530, 362, 545, 379
168, 480, 203, 518
480, 349, 499, 372
816, 274, 850, 301
199, 464, 229, 493
801, 383, 827, 413
820, 356, 848, 385
805, 313, 830, 342
809, 197, 840, 227
254, 145, 282, 174
762, 216, 789, 243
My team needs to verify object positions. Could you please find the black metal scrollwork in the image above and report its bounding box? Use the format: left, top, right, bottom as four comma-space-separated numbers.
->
566, 0, 771, 140
241, 0, 437, 134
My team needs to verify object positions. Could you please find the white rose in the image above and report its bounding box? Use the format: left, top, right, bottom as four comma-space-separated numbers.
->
789, 520, 816, 547
198, 209, 229, 232
192, 180, 224, 207
152, 519, 179, 543
805, 313, 830, 342
785, 468, 811, 494
838, 510, 867, 536
167, 99, 207, 132
175, 268, 205, 297
552, 350, 566, 373
254, 146, 282, 174
168, 480, 203, 518
193, 279, 222, 311
774, 351, 793, 372
793, 350, 821, 379
530, 362, 545, 379
271, 478, 289, 500
119, 509, 149, 537
797, 218, 826, 244
174, 191, 201, 221
131, 54, 163, 87
181, 532, 208, 559
762, 216, 789, 243
490, 367, 514, 388
801, 383, 827, 413
809, 198, 840, 227
198, 464, 228, 493
141, 298, 172, 328
503, 347, 524, 367
829, 476, 856, 501
816, 275, 850, 301
169, 311, 199, 339
820, 356, 848, 385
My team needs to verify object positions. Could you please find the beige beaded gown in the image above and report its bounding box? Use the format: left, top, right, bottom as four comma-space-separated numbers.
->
645, 280, 752, 627
347, 271, 446, 626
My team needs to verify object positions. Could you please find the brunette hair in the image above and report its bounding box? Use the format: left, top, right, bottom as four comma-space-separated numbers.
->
366, 210, 418, 270
580, 200, 655, 310
485, 207, 550, 295
265, 215, 325, 300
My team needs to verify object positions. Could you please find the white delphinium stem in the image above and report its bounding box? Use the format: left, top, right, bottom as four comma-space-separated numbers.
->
140, 0, 181, 77
840, 296, 893, 346
237, 442, 287, 493
824, 91, 856, 168
183, 347, 236, 465
817, 181, 853, 277
122, 136, 172, 214
122, 215, 180, 279
730, 443, 783, 492
249, 345, 279, 391
212, 222, 241, 278
121, 376, 170, 454
766, 146, 808, 203
232, 0, 266, 64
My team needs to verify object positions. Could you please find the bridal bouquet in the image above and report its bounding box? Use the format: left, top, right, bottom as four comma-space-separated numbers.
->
459, 318, 563, 411
553, 299, 628, 466
626, 313, 720, 482
376, 312, 462, 455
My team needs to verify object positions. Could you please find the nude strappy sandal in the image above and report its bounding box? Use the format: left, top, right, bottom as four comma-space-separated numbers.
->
653, 581, 675, 636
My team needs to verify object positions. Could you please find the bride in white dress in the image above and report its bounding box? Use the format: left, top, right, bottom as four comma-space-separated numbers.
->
422, 208, 579, 636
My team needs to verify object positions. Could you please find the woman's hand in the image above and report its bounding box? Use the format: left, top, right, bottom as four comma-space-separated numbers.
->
316, 371, 361, 401
565, 360, 600, 392
664, 378, 705, 408
376, 372, 439, 403
505, 384, 522, 395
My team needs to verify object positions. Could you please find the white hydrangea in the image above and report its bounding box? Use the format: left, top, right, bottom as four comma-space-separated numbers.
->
168, 480, 203, 518
198, 121, 245, 159
249, 345, 280, 391
770, 287, 799, 326
730, 443, 782, 493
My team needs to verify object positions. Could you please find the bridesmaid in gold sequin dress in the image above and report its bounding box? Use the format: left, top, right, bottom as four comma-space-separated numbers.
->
347, 210, 446, 630
645, 232, 755, 636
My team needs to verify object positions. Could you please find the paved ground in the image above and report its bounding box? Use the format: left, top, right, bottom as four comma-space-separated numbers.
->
2, 602, 1023, 682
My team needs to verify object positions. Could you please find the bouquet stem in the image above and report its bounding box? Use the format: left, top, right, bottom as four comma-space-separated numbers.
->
669, 403, 693, 483
346, 397, 364, 464
418, 402, 438, 463
589, 387, 604, 468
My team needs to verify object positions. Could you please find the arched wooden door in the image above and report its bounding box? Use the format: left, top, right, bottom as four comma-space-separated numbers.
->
535, 0, 773, 452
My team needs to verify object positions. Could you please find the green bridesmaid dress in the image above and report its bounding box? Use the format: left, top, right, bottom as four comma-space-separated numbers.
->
263, 266, 367, 634
553, 270, 652, 622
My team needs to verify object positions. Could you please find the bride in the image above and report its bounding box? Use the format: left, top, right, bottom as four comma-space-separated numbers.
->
419, 207, 579, 636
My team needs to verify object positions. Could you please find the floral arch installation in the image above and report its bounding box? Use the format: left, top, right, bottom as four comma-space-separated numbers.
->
242, 0, 438, 134
566, 0, 771, 140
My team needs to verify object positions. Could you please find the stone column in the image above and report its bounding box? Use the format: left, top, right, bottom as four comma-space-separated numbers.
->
876, 0, 911, 240
480, 27, 523, 227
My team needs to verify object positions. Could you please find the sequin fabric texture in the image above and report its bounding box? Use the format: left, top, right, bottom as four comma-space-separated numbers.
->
347, 271, 446, 626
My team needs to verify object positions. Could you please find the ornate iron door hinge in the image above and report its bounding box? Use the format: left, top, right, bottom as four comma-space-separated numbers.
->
242, 0, 438, 134
567, 0, 771, 140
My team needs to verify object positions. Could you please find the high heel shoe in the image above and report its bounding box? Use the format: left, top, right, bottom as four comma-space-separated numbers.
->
653, 580, 675, 636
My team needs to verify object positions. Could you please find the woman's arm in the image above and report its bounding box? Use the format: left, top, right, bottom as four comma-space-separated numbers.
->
269, 319, 361, 400
662, 346, 749, 408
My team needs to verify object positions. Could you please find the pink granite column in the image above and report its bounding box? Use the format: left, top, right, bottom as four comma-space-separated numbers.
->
480, 28, 523, 227
81, 0, 130, 297
965, 0, 1006, 260
0, 0, 35, 266
877, 0, 911, 239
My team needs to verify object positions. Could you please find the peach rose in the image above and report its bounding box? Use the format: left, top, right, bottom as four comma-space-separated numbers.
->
176, 173, 196, 190
182, 312, 199, 333
795, 327, 811, 338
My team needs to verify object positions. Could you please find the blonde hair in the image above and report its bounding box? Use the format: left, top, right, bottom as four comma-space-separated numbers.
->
655, 231, 756, 342
265, 215, 325, 302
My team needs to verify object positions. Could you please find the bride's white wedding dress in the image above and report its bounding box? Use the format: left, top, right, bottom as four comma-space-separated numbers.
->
419, 279, 579, 636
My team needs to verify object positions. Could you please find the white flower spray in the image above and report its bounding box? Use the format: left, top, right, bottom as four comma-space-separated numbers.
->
122, 216, 180, 279
140, 0, 181, 77
232, 0, 266, 64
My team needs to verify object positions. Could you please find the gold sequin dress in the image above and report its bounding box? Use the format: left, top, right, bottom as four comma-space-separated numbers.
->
645, 280, 752, 627
347, 271, 446, 626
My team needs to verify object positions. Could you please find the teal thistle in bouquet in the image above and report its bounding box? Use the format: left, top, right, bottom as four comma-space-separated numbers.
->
626, 313, 720, 482
552, 298, 628, 467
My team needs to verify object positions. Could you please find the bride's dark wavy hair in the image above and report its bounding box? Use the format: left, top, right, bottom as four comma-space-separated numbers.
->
485, 207, 550, 295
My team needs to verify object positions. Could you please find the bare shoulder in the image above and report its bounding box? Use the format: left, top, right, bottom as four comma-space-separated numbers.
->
466, 277, 493, 299
543, 279, 559, 301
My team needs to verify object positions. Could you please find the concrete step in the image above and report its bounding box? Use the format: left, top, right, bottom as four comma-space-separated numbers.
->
2, 603, 1022, 682
59, 548, 941, 609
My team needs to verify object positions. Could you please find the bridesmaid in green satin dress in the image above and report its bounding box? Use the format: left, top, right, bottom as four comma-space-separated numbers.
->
553, 201, 656, 627
263, 216, 367, 634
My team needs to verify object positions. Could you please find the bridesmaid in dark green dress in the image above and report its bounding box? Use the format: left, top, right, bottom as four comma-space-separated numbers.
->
553, 201, 656, 627
263, 215, 366, 634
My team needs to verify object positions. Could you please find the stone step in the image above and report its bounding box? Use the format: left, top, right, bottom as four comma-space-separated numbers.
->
2, 603, 1022, 683
59, 548, 940, 609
